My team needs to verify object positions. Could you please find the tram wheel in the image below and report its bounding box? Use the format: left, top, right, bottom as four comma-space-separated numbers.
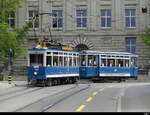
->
69, 78, 73, 84
134, 78, 138, 80
72, 78, 77, 83
118, 79, 122, 83
46, 79, 52, 86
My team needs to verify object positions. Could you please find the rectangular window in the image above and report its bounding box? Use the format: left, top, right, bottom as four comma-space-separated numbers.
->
30, 54, 43, 66
76, 10, 87, 28
52, 10, 63, 28
125, 37, 136, 54
125, 9, 136, 28
46, 56, 52, 67
101, 9, 111, 28
28, 10, 39, 28
8, 12, 15, 27
80, 55, 86, 66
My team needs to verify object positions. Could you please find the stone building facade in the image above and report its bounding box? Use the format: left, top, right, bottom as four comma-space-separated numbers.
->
11, 0, 150, 72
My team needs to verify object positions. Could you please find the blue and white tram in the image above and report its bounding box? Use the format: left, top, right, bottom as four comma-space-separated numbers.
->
79, 50, 138, 81
27, 49, 79, 86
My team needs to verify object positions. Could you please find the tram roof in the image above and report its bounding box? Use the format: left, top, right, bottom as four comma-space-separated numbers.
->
28, 48, 79, 53
80, 50, 138, 57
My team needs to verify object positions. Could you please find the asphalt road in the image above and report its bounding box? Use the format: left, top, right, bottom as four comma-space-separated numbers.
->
0, 81, 150, 112
45, 83, 150, 112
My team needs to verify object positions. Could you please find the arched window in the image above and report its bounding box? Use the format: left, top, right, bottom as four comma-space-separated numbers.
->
75, 44, 89, 52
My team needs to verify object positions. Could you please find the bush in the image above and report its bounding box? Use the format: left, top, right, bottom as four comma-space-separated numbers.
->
0, 74, 4, 81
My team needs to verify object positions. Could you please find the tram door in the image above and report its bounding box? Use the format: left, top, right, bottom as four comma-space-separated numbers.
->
87, 55, 99, 77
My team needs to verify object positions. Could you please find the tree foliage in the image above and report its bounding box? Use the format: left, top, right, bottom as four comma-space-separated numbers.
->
0, 0, 25, 23
0, 0, 31, 75
15, 21, 32, 44
141, 28, 150, 47
0, 24, 25, 64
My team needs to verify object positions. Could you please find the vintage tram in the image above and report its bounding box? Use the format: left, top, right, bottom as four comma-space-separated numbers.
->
79, 50, 138, 82
27, 41, 79, 86
27, 40, 139, 85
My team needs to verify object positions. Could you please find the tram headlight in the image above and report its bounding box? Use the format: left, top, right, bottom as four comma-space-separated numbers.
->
33, 72, 38, 76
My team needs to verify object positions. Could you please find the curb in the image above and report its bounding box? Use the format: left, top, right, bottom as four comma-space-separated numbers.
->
0, 82, 16, 89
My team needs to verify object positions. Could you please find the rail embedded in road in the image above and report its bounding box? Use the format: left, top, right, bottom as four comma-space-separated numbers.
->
14, 84, 89, 112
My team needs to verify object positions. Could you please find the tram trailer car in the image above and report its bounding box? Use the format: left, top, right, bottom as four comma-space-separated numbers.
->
27, 49, 79, 86
79, 50, 138, 82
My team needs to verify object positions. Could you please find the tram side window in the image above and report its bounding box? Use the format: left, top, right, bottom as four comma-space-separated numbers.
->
131, 57, 137, 67
88, 55, 93, 66
116, 59, 123, 67
93, 56, 98, 66
69, 56, 73, 67
107, 59, 115, 67
77, 56, 79, 66
73, 57, 77, 66
101, 58, 107, 67
30, 54, 43, 66
125, 59, 129, 67
64, 56, 68, 66
81, 55, 86, 66
46, 56, 52, 67
59, 56, 63, 67
53, 56, 58, 66
135, 57, 138, 67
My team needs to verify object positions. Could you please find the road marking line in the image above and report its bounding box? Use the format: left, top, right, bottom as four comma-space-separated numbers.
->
99, 88, 105, 91
117, 96, 122, 112
92, 92, 98, 96
76, 105, 86, 112
107, 86, 115, 88
0, 83, 2, 87
86, 97, 93, 102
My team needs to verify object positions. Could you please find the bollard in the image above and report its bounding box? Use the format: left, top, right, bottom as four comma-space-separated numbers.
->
8, 75, 12, 84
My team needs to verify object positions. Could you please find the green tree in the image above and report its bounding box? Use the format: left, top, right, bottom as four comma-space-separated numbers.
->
0, 24, 25, 66
0, 0, 32, 78
0, 0, 25, 23
0, 22, 32, 79
141, 28, 150, 47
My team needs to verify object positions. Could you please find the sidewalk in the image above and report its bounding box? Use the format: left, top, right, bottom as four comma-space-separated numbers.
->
0, 81, 27, 90
0, 81, 16, 90
126, 74, 150, 83
0, 74, 150, 90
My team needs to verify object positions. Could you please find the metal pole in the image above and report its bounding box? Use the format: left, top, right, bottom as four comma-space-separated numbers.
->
48, 25, 53, 41
8, 48, 13, 76
39, 13, 54, 40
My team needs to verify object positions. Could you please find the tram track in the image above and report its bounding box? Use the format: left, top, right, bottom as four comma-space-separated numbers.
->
0, 87, 29, 97
15, 84, 90, 112
0, 87, 44, 103
0, 82, 38, 98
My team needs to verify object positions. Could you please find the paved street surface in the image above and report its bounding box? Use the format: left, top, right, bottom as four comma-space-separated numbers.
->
0, 80, 150, 112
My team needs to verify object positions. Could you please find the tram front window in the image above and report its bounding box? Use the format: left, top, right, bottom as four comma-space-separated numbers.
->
30, 54, 43, 66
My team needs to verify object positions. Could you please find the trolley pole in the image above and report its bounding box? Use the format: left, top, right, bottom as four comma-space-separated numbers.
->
8, 48, 13, 84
